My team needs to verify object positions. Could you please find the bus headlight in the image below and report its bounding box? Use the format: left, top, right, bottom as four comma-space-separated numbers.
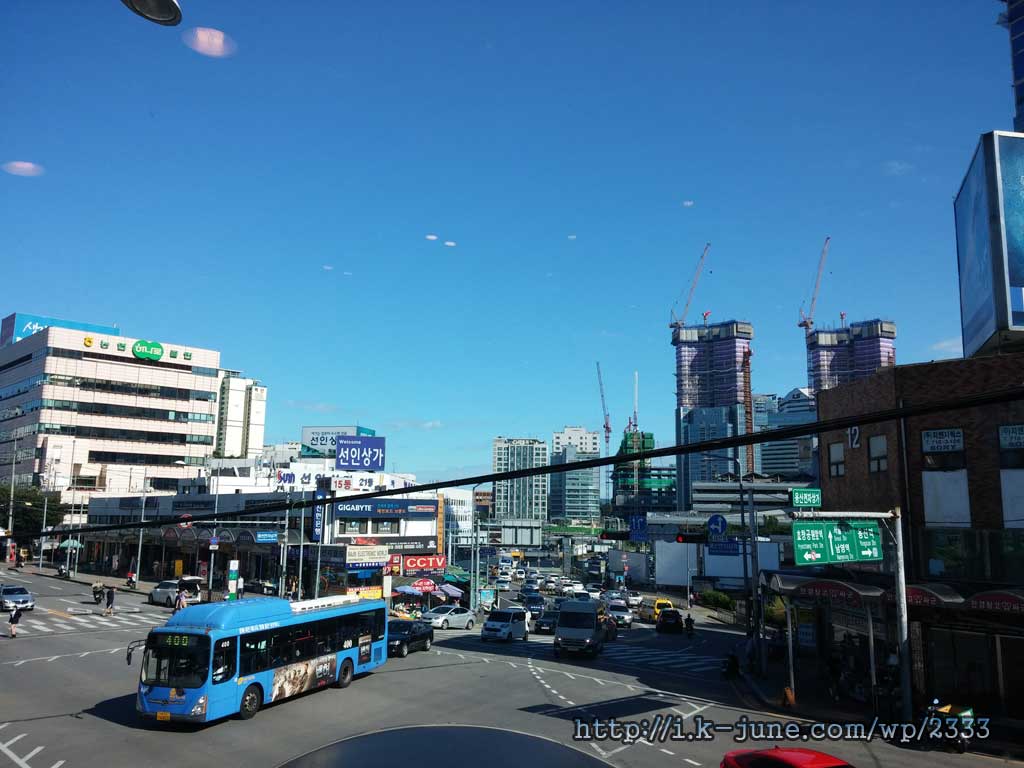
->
190, 696, 207, 716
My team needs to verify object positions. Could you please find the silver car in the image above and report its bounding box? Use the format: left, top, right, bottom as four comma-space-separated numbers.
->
148, 578, 203, 607
608, 600, 633, 628
420, 605, 476, 630
0, 585, 35, 611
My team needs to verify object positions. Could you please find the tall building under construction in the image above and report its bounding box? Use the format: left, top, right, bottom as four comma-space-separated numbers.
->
805, 319, 897, 393
672, 319, 754, 511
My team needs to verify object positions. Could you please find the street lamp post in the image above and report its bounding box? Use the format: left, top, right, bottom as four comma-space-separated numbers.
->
705, 451, 763, 672
470, 482, 483, 612
6, 436, 16, 563
134, 469, 150, 589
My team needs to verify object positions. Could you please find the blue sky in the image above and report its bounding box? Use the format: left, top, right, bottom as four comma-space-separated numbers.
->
1, 1, 1013, 481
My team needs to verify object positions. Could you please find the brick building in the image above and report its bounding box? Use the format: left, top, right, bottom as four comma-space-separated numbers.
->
815, 354, 1024, 720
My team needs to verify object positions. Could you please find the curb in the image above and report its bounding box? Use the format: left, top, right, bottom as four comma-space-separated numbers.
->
21, 568, 146, 596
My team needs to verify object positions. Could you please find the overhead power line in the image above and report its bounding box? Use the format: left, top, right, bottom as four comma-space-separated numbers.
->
27, 385, 1024, 538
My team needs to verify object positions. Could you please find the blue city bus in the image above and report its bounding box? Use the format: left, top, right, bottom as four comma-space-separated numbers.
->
128, 594, 388, 723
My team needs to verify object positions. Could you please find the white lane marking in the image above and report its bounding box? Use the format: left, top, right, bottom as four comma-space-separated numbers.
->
22, 746, 43, 762
0, 573, 31, 583
0, 724, 8, 731
550, 690, 558, 695
108, 648, 119, 654
52, 762, 66, 768
58, 599, 81, 606
1, 734, 26, 748
505, 662, 517, 667
457, 654, 465, 659
65, 615, 95, 624
558, 695, 566, 701
48, 623, 73, 631
481, 657, 490, 663
566, 700, 576, 706
46, 657, 59, 662
563, 672, 575, 679
685, 759, 701, 766
594, 678, 605, 685
661, 748, 674, 755
22, 623, 52, 633
47, 585, 62, 590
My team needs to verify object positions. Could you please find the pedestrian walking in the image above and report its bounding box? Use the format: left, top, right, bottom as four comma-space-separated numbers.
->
8, 605, 22, 637
173, 589, 186, 613
236, 574, 245, 597
104, 585, 116, 616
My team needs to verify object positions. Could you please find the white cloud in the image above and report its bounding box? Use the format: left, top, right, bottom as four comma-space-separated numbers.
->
425, 234, 439, 241
682, 200, 695, 207
421, 420, 442, 430
388, 419, 444, 431
2, 160, 44, 177
343, 271, 353, 276
883, 160, 913, 176
444, 241, 457, 247
931, 337, 963, 356
567, 234, 577, 240
322, 265, 334, 271
284, 399, 339, 413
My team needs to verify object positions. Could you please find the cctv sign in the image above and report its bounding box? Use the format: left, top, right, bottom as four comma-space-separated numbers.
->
403, 555, 447, 571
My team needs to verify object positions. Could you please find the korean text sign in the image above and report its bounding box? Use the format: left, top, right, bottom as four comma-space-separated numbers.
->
335, 436, 386, 471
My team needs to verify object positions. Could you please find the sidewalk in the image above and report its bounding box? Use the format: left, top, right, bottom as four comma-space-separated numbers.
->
734, 640, 1024, 760
19, 563, 161, 597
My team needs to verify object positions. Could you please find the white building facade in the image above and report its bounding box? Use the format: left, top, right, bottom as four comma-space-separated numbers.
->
215, 372, 266, 458
0, 320, 266, 503
492, 437, 549, 520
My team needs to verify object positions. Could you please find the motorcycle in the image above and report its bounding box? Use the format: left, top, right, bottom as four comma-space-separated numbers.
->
57, 564, 69, 579
92, 583, 104, 604
685, 617, 695, 638
125, 573, 137, 589
922, 700, 973, 753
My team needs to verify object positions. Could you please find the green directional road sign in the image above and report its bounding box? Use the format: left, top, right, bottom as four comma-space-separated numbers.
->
790, 488, 822, 508
792, 520, 882, 566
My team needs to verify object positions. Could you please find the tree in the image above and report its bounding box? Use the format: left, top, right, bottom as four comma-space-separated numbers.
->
6, 486, 68, 540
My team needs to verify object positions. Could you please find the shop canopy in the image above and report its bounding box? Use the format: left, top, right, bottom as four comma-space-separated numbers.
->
440, 583, 463, 599
766, 573, 884, 607
395, 585, 422, 596
57, 539, 84, 550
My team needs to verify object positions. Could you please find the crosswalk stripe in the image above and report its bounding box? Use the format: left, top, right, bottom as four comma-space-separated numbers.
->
22, 622, 52, 632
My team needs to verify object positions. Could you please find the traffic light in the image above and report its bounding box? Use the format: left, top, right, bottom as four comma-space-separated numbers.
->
675, 532, 706, 544
600, 530, 630, 541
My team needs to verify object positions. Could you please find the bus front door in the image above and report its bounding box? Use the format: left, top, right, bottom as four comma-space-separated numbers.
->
209, 637, 239, 718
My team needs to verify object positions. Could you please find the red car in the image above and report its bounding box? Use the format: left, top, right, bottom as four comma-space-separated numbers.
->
722, 747, 853, 768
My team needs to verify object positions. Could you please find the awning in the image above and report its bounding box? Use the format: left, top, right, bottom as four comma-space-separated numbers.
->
885, 583, 964, 608
440, 583, 463, 598
965, 589, 1024, 614
395, 585, 422, 596
767, 573, 884, 607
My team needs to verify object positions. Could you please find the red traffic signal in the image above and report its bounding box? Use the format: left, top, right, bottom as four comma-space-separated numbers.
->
675, 532, 707, 544
600, 530, 630, 541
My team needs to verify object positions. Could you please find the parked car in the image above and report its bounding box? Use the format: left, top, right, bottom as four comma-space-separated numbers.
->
246, 579, 277, 595
387, 620, 433, 657
656, 608, 684, 633
607, 600, 633, 628
0, 585, 35, 611
148, 577, 203, 607
626, 590, 643, 608
533, 610, 560, 634
481, 608, 529, 641
420, 605, 476, 630
721, 747, 853, 768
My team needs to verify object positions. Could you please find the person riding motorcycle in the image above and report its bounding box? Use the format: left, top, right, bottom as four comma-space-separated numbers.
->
684, 613, 695, 637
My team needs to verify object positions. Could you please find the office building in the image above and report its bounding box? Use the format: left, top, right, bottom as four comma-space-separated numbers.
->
0, 314, 264, 503
672, 318, 754, 510
215, 372, 267, 458
492, 437, 549, 520
552, 426, 600, 456
805, 319, 896, 394
760, 388, 818, 480
549, 445, 601, 521
1002, 0, 1024, 132
474, 488, 493, 520
611, 430, 676, 518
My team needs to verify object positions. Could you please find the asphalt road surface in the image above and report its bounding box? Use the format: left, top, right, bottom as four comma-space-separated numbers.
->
0, 568, 1011, 768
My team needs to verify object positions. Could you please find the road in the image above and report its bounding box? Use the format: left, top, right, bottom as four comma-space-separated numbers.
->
0, 568, 1012, 768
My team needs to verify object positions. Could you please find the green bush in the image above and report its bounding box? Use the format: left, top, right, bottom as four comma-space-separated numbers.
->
700, 589, 734, 610
764, 596, 787, 627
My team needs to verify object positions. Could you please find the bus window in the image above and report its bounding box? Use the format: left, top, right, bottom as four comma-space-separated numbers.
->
374, 608, 385, 640
315, 618, 336, 655
212, 637, 237, 684
240, 632, 269, 674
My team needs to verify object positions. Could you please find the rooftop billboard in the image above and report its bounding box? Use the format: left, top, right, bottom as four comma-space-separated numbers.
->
300, 425, 376, 458
0, 312, 120, 348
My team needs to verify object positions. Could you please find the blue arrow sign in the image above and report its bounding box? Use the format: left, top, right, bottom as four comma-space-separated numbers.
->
707, 514, 728, 537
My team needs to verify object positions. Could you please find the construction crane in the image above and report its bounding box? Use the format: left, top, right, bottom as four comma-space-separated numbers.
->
596, 362, 612, 504
670, 243, 711, 328
798, 236, 831, 333
742, 347, 754, 475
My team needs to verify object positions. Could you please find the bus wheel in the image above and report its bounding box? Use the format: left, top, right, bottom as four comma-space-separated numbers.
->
338, 659, 354, 689
239, 685, 262, 720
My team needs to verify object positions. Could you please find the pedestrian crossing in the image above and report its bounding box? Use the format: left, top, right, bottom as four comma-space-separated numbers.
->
12, 610, 168, 636
435, 630, 720, 673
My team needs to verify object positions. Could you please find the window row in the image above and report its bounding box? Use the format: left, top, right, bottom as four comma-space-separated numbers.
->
239, 609, 386, 675
0, 372, 217, 404
38, 423, 213, 445
829, 436, 888, 477
0, 398, 213, 424
87, 450, 205, 466
336, 519, 395, 534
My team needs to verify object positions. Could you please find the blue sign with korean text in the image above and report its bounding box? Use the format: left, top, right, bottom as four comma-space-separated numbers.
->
312, 489, 327, 543
628, 515, 647, 542
255, 530, 278, 544
335, 435, 386, 471
708, 539, 739, 556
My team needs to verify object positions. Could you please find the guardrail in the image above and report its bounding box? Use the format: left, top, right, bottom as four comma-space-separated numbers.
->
711, 608, 738, 625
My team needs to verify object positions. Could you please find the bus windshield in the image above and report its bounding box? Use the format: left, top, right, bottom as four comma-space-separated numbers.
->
142, 633, 210, 689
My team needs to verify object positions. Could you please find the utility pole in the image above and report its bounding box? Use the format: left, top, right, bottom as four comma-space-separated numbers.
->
893, 506, 912, 722
297, 490, 306, 600
279, 494, 291, 598
134, 469, 149, 591
750, 484, 765, 676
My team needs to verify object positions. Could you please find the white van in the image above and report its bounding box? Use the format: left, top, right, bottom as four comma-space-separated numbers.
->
480, 608, 529, 641
553, 600, 607, 658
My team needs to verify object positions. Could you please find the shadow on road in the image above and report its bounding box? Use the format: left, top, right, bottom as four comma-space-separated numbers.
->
80, 694, 203, 732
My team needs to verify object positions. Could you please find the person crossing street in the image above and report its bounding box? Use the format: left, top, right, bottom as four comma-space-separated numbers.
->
8, 605, 22, 638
